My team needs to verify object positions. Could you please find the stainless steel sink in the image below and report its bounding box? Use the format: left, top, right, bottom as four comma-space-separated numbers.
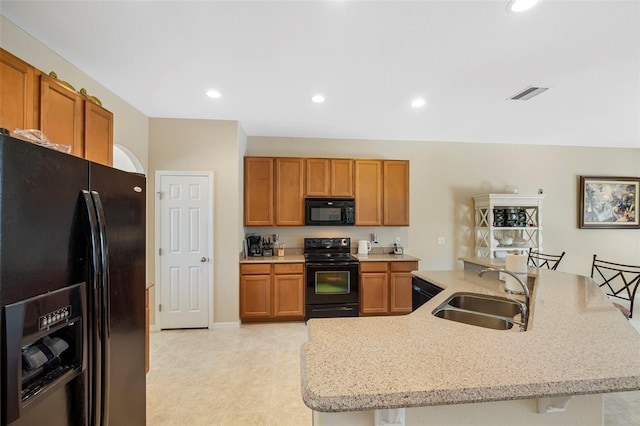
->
432, 292, 527, 331
434, 309, 515, 330
446, 293, 522, 318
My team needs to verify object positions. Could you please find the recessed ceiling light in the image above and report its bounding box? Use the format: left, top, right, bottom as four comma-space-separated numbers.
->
411, 98, 426, 108
206, 90, 221, 99
508, 0, 540, 12
311, 94, 325, 103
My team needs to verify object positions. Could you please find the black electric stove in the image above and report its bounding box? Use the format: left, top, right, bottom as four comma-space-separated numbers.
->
304, 238, 360, 320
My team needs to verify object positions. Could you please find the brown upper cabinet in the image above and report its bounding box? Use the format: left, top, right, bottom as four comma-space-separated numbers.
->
355, 160, 383, 226
0, 48, 114, 166
39, 73, 84, 157
84, 101, 114, 166
274, 158, 304, 226
0, 49, 36, 131
244, 157, 274, 226
383, 160, 410, 226
355, 159, 410, 226
244, 156, 305, 226
305, 158, 354, 197
245, 156, 409, 227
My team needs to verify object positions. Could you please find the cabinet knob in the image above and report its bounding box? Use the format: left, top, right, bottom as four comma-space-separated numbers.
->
201, 257, 208, 262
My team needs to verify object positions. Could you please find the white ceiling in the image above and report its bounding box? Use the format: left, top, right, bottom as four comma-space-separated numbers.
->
2, 0, 639, 148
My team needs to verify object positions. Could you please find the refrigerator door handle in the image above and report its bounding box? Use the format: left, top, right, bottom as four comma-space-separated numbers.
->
81, 190, 103, 426
91, 190, 111, 426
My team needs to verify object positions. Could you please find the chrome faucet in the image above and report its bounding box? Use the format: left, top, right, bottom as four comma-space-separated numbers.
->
479, 268, 530, 329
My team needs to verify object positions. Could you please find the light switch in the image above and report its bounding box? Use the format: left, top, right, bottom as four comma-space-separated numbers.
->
437, 237, 445, 245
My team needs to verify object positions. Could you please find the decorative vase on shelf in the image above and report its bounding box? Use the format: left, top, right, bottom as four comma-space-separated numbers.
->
505, 185, 519, 194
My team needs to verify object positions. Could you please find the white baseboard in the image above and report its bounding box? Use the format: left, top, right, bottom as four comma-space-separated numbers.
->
149, 322, 240, 331
212, 321, 241, 329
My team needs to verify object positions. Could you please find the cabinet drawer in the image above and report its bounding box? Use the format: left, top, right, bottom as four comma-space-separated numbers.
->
360, 262, 388, 273
241, 263, 272, 275
274, 263, 304, 274
390, 261, 418, 273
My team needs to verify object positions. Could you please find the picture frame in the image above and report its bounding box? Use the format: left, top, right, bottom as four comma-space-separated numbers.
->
579, 176, 639, 229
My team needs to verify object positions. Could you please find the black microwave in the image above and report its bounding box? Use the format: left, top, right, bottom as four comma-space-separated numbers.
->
305, 198, 355, 226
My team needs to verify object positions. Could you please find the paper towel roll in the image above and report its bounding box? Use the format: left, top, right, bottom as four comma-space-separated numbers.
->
504, 252, 528, 293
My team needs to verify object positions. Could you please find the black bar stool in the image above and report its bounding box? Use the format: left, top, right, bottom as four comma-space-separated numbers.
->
527, 250, 565, 270
590, 255, 640, 319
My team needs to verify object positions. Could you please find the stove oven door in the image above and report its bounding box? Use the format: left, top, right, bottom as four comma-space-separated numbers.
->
305, 262, 359, 319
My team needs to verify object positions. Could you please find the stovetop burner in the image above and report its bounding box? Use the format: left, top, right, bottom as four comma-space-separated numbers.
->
303, 238, 357, 264
304, 253, 357, 263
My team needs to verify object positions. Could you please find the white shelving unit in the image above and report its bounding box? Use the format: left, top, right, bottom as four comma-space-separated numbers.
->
473, 194, 544, 259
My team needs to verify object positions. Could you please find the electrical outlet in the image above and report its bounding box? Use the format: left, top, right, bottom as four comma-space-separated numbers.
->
437, 237, 445, 245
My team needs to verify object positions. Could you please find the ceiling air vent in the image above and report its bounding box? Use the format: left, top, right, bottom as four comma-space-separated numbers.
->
509, 86, 548, 101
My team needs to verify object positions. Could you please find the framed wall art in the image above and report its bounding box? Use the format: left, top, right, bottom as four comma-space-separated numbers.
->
579, 176, 639, 229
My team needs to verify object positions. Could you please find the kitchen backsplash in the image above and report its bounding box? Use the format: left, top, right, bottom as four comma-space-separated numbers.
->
244, 227, 410, 256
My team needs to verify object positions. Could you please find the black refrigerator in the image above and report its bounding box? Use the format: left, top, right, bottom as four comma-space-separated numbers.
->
0, 132, 146, 425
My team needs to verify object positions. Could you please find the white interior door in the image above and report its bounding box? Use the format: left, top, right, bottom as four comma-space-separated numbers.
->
157, 172, 213, 329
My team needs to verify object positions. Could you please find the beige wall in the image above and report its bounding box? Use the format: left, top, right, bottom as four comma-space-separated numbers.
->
248, 136, 640, 277
1, 17, 149, 172
148, 118, 243, 325
238, 125, 248, 249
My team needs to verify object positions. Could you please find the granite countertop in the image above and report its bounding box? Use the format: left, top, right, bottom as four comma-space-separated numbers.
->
458, 256, 539, 275
240, 255, 306, 264
240, 254, 420, 263
354, 253, 420, 262
301, 269, 640, 412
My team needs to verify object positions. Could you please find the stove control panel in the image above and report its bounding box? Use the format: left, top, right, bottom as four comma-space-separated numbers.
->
304, 237, 350, 249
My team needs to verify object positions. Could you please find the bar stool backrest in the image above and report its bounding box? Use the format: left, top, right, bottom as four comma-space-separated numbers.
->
590, 254, 640, 318
527, 250, 565, 270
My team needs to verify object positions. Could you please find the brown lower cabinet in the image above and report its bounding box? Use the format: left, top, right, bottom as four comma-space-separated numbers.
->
145, 286, 151, 373
360, 261, 418, 316
240, 262, 305, 321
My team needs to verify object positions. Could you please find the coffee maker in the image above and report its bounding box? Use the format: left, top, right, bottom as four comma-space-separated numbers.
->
247, 234, 262, 257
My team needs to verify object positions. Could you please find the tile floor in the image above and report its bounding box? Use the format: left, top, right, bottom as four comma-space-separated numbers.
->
147, 320, 640, 426
146, 322, 312, 425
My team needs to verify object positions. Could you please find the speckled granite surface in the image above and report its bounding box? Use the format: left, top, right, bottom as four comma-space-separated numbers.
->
240, 255, 306, 264
354, 253, 420, 262
458, 256, 539, 275
240, 253, 420, 263
301, 269, 640, 412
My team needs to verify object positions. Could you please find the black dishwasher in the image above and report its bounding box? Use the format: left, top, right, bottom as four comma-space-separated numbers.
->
412, 277, 443, 311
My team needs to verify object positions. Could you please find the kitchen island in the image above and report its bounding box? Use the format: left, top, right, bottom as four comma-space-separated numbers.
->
301, 269, 640, 425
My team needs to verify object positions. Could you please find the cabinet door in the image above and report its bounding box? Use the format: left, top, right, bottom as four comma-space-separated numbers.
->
383, 160, 410, 226
273, 274, 304, 318
84, 101, 113, 166
306, 158, 330, 197
355, 160, 382, 226
39, 75, 83, 157
331, 159, 354, 197
0, 49, 35, 131
145, 288, 150, 373
244, 157, 274, 226
275, 157, 304, 225
360, 272, 388, 315
240, 274, 272, 319
389, 272, 413, 314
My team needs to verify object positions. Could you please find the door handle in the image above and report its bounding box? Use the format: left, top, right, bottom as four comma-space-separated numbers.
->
201, 257, 208, 262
